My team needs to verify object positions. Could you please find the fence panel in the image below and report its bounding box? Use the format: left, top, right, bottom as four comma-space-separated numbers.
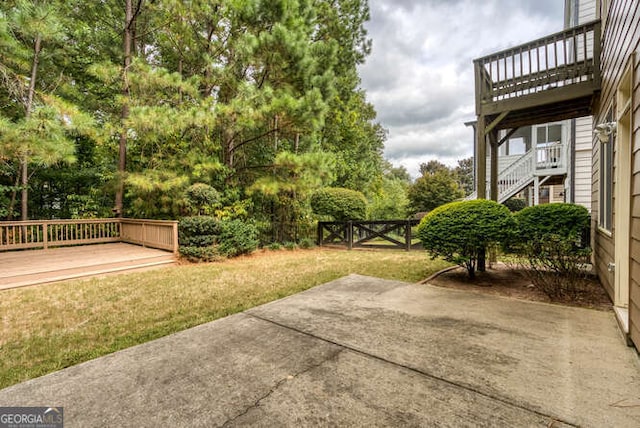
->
318, 220, 421, 251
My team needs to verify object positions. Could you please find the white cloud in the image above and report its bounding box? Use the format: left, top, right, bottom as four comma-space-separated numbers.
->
359, 0, 564, 178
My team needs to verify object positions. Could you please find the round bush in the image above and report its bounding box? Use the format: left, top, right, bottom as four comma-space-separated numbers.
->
503, 198, 527, 212
311, 187, 367, 220
417, 199, 515, 277
511, 203, 592, 299
185, 183, 219, 215
178, 216, 220, 246
217, 219, 259, 257
514, 203, 589, 243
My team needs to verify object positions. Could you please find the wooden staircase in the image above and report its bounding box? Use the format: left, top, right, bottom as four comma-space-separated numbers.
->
468, 141, 568, 203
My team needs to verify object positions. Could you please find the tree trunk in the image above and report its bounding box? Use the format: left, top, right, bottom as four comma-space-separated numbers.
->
7, 169, 20, 221
21, 34, 42, 221
115, 0, 134, 217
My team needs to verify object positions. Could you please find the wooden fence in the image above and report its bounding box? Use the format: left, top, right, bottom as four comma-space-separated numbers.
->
0, 218, 178, 253
317, 220, 421, 251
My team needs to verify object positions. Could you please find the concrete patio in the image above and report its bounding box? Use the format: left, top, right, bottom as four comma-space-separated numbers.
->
1, 274, 639, 427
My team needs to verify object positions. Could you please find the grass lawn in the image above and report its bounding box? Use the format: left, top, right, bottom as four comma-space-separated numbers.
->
0, 248, 449, 389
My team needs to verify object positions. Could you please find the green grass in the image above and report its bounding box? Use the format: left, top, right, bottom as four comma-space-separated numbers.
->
0, 248, 449, 389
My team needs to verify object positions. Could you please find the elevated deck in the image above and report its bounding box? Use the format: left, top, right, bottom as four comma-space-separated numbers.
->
0, 243, 175, 290
474, 20, 601, 199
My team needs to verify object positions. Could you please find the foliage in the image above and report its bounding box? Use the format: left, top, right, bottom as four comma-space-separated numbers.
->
298, 237, 315, 249
185, 183, 220, 216
418, 200, 515, 278
510, 203, 592, 298
178, 216, 258, 261
311, 187, 367, 220
503, 198, 527, 212
454, 157, 474, 196
367, 161, 410, 219
284, 242, 298, 250
408, 170, 464, 214
217, 219, 259, 257
513, 203, 590, 243
0, 0, 386, 236
249, 151, 334, 243
419, 160, 449, 176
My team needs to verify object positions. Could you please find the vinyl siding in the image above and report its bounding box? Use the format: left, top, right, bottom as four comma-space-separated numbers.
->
631, 49, 640, 348
578, 0, 597, 24
574, 149, 592, 210
594, 0, 640, 348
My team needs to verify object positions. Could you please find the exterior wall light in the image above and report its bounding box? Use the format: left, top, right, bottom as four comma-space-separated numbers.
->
594, 122, 617, 143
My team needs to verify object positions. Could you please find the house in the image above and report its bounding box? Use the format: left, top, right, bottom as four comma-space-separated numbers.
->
469, 0, 596, 211
474, 0, 640, 350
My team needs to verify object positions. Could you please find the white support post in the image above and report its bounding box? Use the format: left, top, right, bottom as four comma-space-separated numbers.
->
533, 176, 540, 205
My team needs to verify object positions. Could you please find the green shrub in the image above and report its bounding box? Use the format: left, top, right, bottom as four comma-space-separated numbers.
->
217, 219, 259, 257
311, 187, 367, 220
513, 203, 589, 244
185, 183, 219, 215
268, 242, 283, 251
511, 203, 592, 298
298, 237, 315, 249
417, 200, 515, 278
284, 242, 297, 250
179, 216, 258, 261
178, 216, 219, 246
503, 198, 527, 212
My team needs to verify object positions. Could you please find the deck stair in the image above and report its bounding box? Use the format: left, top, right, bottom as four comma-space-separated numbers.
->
468, 141, 567, 203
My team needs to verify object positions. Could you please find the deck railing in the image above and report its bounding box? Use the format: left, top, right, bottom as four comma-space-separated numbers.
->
474, 20, 601, 107
468, 141, 568, 202
0, 218, 178, 253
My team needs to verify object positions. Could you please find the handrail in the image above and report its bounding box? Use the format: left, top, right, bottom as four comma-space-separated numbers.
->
474, 20, 601, 107
468, 141, 569, 203
0, 218, 178, 253
497, 150, 536, 201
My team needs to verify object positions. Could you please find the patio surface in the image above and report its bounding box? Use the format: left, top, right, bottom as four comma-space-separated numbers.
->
0, 243, 175, 290
0, 274, 639, 427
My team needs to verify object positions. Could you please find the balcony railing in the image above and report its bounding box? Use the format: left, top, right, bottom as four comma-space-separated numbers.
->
468, 141, 568, 202
475, 20, 601, 111
0, 218, 178, 253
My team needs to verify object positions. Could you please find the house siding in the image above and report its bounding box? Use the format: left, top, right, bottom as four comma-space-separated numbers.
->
578, 0, 597, 24
593, 0, 640, 348
574, 148, 592, 209
631, 50, 640, 347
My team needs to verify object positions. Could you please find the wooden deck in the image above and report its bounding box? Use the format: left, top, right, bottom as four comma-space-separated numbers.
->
0, 243, 176, 290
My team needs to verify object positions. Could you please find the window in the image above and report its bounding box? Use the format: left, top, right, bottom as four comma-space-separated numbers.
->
535, 123, 562, 144
599, 108, 614, 231
499, 137, 526, 156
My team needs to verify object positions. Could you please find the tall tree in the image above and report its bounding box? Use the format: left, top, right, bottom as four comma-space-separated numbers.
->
419, 159, 449, 176
454, 157, 474, 196
408, 167, 464, 214
0, 0, 81, 220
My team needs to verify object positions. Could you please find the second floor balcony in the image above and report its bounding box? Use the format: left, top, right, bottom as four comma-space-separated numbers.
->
474, 20, 601, 129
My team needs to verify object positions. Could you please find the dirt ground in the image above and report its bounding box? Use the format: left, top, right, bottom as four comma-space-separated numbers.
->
426, 263, 613, 311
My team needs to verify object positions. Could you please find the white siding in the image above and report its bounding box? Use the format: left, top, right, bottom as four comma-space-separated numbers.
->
575, 116, 593, 150
574, 149, 592, 211
578, 0, 597, 23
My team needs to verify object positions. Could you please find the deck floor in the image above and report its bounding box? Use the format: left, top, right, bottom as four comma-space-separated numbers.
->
0, 243, 175, 290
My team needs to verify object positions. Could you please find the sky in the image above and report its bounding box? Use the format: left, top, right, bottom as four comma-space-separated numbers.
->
358, 0, 565, 177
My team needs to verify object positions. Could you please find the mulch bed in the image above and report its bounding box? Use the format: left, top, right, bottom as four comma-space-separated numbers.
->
426, 263, 612, 311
